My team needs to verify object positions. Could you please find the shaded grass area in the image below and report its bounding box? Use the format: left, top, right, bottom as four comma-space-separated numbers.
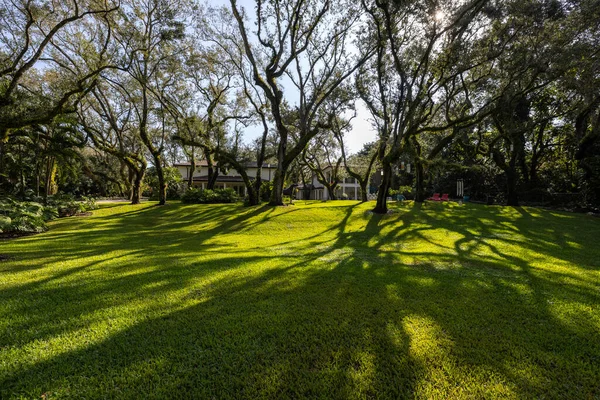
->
0, 200, 599, 399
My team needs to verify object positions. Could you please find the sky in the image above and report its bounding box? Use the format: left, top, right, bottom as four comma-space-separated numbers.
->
344, 102, 378, 154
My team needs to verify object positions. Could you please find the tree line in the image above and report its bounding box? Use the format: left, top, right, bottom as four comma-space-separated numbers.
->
1, 0, 599, 213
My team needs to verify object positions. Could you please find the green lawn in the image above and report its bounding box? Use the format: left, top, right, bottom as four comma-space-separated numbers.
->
1, 201, 599, 399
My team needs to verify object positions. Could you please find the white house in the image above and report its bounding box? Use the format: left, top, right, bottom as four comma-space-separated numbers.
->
174, 161, 278, 197
296, 165, 362, 201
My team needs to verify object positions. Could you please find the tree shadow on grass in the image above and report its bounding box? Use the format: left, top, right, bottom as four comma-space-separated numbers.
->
1, 201, 599, 398
1, 249, 423, 398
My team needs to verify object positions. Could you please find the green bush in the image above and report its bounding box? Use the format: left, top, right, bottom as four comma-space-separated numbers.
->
180, 188, 202, 203
398, 185, 413, 195
0, 195, 97, 234
46, 194, 97, 217
144, 167, 184, 200
0, 198, 48, 233
0, 215, 12, 232
259, 181, 273, 202
81, 196, 99, 212
181, 188, 239, 204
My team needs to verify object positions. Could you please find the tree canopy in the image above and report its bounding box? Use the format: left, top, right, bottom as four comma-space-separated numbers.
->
1, 0, 599, 211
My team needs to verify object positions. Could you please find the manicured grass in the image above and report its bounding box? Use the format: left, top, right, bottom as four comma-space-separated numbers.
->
0, 200, 599, 399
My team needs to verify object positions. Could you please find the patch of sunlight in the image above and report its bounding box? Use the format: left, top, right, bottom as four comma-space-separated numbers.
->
416, 368, 518, 399
530, 258, 587, 275
348, 349, 376, 391
547, 300, 600, 331
402, 315, 453, 362
3, 313, 144, 373
405, 276, 438, 287
501, 357, 548, 394
461, 279, 494, 291
402, 315, 519, 399
386, 284, 401, 301
407, 258, 457, 271
547, 211, 577, 219
379, 242, 406, 251
316, 247, 354, 263
403, 316, 458, 396
566, 241, 583, 250
499, 281, 534, 296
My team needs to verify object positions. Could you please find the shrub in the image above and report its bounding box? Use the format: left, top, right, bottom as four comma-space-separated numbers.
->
0, 195, 97, 234
398, 185, 413, 195
144, 166, 184, 200
47, 194, 96, 217
0, 198, 48, 233
260, 181, 273, 202
181, 188, 203, 203
0, 215, 12, 232
181, 188, 239, 204
81, 196, 98, 211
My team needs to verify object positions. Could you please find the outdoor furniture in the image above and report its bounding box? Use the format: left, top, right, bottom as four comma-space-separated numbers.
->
440, 193, 449, 201
427, 193, 441, 201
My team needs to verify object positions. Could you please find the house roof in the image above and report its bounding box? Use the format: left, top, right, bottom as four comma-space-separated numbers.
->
191, 175, 246, 183
297, 184, 324, 190
174, 161, 277, 169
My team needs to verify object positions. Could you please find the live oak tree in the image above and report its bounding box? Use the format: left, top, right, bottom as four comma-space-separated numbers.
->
201, 5, 278, 205
358, 0, 510, 213
336, 135, 378, 203
301, 129, 343, 200
162, 34, 255, 197
476, 0, 588, 205
229, 0, 373, 205
78, 83, 148, 204
558, 0, 600, 204
0, 0, 119, 139
105, 0, 188, 205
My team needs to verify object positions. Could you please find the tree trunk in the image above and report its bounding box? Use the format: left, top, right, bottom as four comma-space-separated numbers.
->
131, 165, 145, 205
248, 175, 262, 206
0, 141, 4, 189
529, 159, 539, 190
207, 168, 219, 190
269, 167, 286, 206
128, 166, 135, 201
269, 129, 289, 206
413, 138, 426, 202
45, 157, 57, 198
131, 179, 142, 205
506, 168, 519, 206
414, 159, 426, 202
325, 183, 338, 200
360, 180, 368, 202
34, 153, 40, 197
246, 186, 258, 205
154, 158, 167, 205
187, 151, 195, 189
373, 163, 392, 214
506, 142, 520, 206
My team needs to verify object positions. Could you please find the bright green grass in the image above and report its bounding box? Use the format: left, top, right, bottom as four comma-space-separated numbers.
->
0, 201, 599, 399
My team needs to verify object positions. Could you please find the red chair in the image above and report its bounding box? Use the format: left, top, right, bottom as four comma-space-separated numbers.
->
440, 193, 449, 201
427, 193, 441, 201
